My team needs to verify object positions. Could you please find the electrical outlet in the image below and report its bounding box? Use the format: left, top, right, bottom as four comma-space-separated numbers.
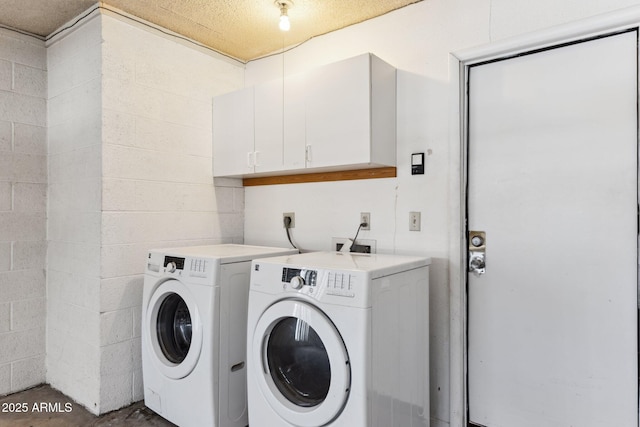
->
283, 212, 295, 228
360, 212, 370, 230
409, 211, 421, 231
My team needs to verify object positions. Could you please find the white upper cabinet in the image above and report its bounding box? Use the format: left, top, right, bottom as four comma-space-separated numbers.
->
305, 53, 395, 169
212, 87, 254, 176
212, 53, 396, 178
214, 77, 305, 176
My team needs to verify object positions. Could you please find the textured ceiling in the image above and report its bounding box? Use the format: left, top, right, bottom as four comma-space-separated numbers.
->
0, 0, 423, 61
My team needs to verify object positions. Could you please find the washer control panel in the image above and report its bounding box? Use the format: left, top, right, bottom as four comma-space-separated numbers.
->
147, 252, 212, 282
325, 271, 356, 298
281, 267, 356, 298
164, 256, 185, 271
187, 257, 209, 278
282, 268, 317, 288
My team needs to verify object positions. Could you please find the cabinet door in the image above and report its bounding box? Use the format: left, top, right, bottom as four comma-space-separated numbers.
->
213, 87, 254, 177
254, 79, 284, 173
283, 72, 307, 171
305, 54, 371, 168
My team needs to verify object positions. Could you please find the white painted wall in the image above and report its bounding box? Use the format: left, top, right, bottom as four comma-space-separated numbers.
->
242, 0, 640, 426
46, 7, 245, 414
0, 28, 47, 396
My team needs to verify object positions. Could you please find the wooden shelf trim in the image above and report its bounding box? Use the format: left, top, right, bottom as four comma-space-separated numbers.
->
242, 167, 397, 186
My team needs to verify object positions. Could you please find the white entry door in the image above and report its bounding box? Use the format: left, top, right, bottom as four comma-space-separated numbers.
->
467, 30, 638, 427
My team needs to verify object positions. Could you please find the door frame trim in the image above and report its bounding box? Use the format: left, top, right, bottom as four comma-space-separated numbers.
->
448, 7, 640, 427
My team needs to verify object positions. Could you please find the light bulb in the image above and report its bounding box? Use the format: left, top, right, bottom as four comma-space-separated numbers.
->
275, 0, 293, 32
279, 12, 290, 31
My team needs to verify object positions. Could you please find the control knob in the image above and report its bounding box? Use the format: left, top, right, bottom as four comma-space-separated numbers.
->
290, 276, 305, 289
166, 262, 177, 273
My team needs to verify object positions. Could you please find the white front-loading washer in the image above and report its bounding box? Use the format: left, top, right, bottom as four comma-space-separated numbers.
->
247, 251, 431, 427
142, 244, 297, 427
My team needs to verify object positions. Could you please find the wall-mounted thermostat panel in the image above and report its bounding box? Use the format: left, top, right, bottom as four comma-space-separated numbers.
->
411, 152, 424, 175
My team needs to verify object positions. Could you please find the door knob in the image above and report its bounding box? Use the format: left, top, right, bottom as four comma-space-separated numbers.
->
469, 253, 486, 275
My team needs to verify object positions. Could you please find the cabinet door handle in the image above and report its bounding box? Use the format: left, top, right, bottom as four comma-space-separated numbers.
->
254, 151, 260, 167
247, 152, 254, 168
305, 145, 312, 163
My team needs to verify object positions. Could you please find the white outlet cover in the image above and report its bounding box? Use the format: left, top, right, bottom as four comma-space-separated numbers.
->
409, 212, 421, 231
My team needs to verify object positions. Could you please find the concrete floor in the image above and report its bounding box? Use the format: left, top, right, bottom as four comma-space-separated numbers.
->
0, 385, 175, 426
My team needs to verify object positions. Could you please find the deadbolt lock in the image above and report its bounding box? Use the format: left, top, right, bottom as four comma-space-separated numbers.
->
469, 231, 486, 250
471, 235, 484, 247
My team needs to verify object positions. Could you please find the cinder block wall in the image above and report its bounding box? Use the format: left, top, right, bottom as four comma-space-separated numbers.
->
44, 7, 245, 415
98, 11, 245, 412
0, 29, 48, 394
46, 14, 103, 411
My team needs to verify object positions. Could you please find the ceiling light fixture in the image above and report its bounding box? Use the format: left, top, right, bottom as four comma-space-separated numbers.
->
275, 0, 293, 31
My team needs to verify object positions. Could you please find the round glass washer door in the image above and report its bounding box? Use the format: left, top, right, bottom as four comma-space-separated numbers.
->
252, 299, 350, 427
146, 279, 203, 379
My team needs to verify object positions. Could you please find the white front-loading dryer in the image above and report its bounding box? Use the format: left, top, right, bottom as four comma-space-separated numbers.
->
247, 251, 431, 427
142, 244, 297, 427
